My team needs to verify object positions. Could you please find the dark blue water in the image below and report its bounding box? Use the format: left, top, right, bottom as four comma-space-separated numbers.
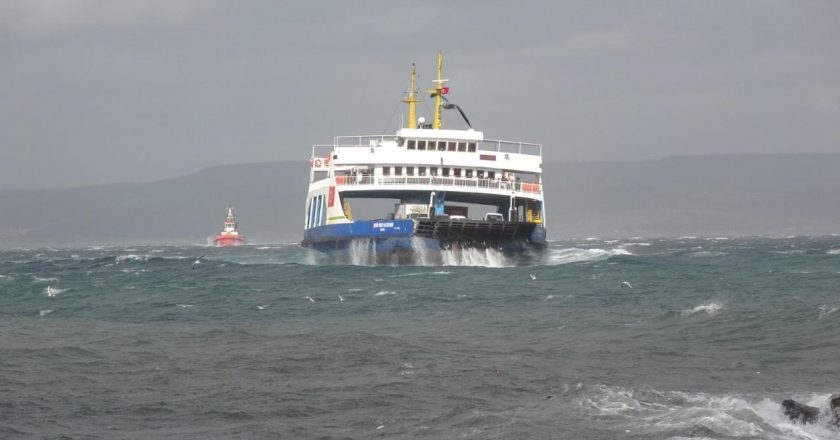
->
1, 237, 839, 439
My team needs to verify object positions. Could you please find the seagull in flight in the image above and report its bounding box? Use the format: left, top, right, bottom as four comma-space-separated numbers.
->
192, 255, 205, 270
256, 305, 268, 310
338, 294, 345, 301
621, 281, 633, 288
305, 296, 315, 303
529, 273, 536, 280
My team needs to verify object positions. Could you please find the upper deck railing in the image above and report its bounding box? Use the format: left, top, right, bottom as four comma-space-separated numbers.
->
311, 135, 542, 157
332, 175, 542, 194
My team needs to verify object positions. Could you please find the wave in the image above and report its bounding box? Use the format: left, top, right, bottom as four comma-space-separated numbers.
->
542, 247, 632, 266
387, 271, 452, 278
374, 291, 396, 297
44, 286, 66, 297
826, 249, 840, 255
32, 276, 58, 283
817, 306, 838, 320
681, 302, 724, 316
115, 254, 155, 263
689, 251, 728, 258
574, 384, 836, 439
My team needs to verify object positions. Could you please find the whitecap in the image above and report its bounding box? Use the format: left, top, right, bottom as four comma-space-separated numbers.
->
32, 276, 58, 283
575, 385, 835, 439
374, 291, 396, 296
817, 306, 838, 320
115, 254, 152, 263
826, 248, 840, 255
543, 247, 631, 265
690, 251, 727, 258
681, 302, 723, 316
347, 288, 363, 292
176, 304, 193, 308
44, 286, 66, 297
39, 309, 53, 317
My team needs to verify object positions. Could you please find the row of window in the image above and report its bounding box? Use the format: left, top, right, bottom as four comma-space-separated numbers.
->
406, 140, 477, 152
382, 166, 496, 179
305, 194, 327, 229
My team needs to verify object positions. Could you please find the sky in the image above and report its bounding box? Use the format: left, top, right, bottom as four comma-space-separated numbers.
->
1, 0, 838, 190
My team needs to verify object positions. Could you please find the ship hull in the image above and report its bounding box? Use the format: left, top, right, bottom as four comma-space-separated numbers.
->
214, 235, 246, 247
302, 219, 545, 263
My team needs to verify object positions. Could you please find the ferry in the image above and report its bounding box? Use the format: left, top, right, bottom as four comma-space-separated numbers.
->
214, 206, 246, 246
301, 53, 546, 261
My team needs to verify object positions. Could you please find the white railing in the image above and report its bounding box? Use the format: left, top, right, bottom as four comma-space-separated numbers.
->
311, 136, 542, 157
333, 175, 542, 194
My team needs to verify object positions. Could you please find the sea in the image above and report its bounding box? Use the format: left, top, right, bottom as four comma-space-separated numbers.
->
1, 236, 839, 439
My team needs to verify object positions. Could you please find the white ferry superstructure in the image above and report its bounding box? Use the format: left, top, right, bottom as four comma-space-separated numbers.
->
301, 53, 546, 260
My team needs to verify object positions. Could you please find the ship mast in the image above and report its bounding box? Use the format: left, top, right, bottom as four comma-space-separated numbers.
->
431, 51, 448, 129
401, 63, 422, 128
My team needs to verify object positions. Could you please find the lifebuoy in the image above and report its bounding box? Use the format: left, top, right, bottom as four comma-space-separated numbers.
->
323, 156, 331, 166
313, 159, 322, 167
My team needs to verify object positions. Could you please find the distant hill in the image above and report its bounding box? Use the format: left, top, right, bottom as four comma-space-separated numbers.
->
2, 154, 839, 247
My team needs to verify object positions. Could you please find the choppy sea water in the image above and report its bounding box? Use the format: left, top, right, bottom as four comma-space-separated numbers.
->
1, 237, 839, 439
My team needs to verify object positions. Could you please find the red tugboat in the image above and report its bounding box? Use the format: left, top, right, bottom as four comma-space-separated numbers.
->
214, 206, 246, 246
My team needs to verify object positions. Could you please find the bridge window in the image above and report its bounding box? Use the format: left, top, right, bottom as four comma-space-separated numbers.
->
417, 140, 426, 151
488, 171, 496, 179
407, 140, 416, 150
427, 141, 437, 150
442, 167, 450, 177
418, 166, 427, 176
466, 169, 473, 178
477, 170, 485, 178
447, 141, 456, 151
454, 168, 462, 177
407, 167, 414, 176
394, 166, 403, 176
430, 167, 438, 176
457, 142, 467, 152
468, 142, 477, 152
382, 166, 390, 176
437, 141, 446, 151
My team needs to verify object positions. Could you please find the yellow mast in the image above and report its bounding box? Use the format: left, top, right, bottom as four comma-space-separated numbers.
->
431, 51, 447, 129
401, 63, 422, 128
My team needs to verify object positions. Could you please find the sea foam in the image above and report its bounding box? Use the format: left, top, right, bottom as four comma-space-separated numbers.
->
544, 247, 631, 266
681, 302, 724, 316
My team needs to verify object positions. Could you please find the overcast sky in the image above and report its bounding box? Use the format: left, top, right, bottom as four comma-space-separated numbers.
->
1, 1, 838, 189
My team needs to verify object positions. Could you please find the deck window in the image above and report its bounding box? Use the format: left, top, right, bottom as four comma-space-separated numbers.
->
454, 168, 461, 177
442, 167, 450, 177
382, 166, 390, 176
418, 166, 427, 176
394, 166, 403, 176
488, 171, 496, 179
447, 141, 456, 151
417, 140, 426, 151
407, 140, 416, 150
457, 142, 467, 152
477, 170, 485, 179
430, 167, 438, 176
466, 169, 473, 178
427, 141, 436, 151
407, 167, 414, 176
437, 141, 446, 151
468, 142, 477, 152
306, 198, 313, 229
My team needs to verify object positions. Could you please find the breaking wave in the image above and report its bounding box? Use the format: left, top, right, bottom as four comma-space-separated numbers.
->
681, 302, 725, 316
573, 384, 836, 440
543, 247, 632, 265
44, 286, 66, 297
